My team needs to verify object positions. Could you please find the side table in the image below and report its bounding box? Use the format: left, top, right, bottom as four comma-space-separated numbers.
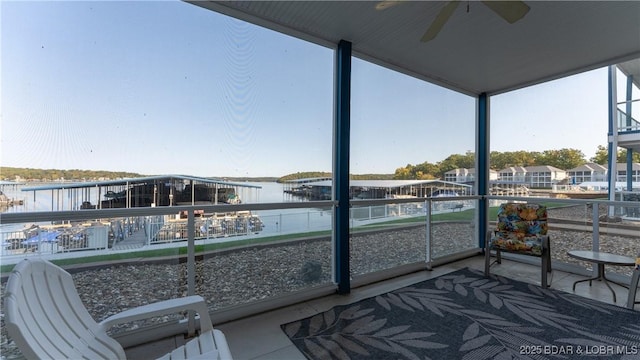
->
567, 250, 636, 303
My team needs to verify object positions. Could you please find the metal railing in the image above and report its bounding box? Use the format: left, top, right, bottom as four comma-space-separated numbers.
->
617, 108, 640, 132
3, 196, 639, 266
1, 196, 638, 355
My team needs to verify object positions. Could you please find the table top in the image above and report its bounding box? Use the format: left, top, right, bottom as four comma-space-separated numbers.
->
567, 250, 636, 266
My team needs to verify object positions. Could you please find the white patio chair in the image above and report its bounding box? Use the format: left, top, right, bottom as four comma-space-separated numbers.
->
4, 258, 232, 360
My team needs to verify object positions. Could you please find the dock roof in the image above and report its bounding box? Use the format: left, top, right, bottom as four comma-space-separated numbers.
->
284, 177, 332, 184
21, 175, 261, 192
299, 179, 471, 189
0, 181, 25, 186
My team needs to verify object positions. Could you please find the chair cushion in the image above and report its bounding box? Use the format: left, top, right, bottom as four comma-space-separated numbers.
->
491, 231, 547, 256
496, 203, 548, 235
496, 219, 548, 233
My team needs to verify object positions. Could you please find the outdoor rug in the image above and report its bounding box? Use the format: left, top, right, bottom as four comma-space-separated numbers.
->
281, 268, 640, 360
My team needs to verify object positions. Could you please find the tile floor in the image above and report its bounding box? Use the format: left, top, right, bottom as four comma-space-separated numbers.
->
125, 255, 639, 360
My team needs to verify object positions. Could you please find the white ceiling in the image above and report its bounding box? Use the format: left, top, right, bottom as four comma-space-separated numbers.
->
190, 1, 640, 97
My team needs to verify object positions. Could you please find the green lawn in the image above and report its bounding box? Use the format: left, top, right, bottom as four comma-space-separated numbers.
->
361, 201, 569, 227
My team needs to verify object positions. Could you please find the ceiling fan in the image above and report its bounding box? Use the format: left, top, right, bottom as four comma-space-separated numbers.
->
376, 1, 530, 42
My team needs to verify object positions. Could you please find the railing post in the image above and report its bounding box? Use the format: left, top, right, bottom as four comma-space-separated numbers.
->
187, 209, 196, 337
425, 199, 432, 270
591, 203, 600, 252
590, 203, 600, 278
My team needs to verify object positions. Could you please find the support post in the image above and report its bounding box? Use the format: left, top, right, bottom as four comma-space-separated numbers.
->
607, 66, 617, 215
591, 204, 600, 252
477, 93, 490, 249
425, 199, 432, 270
626, 74, 633, 194
334, 40, 352, 294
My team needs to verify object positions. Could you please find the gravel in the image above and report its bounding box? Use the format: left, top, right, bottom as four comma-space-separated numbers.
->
1, 205, 638, 359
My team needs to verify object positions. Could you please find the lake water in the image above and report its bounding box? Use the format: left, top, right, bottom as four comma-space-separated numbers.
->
0, 181, 446, 237
0, 181, 334, 235
0, 180, 466, 246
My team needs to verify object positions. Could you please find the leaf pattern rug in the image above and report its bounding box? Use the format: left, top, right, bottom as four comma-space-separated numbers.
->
281, 268, 640, 360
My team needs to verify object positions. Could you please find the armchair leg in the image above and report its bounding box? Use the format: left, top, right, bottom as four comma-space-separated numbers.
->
484, 247, 491, 277
484, 230, 492, 277
627, 269, 640, 309
485, 249, 502, 276
541, 258, 548, 288
546, 239, 552, 273
541, 238, 551, 288
540, 250, 551, 288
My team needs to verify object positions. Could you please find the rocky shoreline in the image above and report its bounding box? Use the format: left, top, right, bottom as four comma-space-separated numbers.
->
1, 205, 638, 359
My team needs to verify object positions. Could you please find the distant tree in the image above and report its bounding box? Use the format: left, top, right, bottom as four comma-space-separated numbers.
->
489, 151, 509, 170
590, 145, 609, 164
0, 167, 143, 181
414, 161, 440, 179
590, 145, 640, 164
277, 172, 332, 183
535, 148, 585, 169
619, 148, 640, 163
393, 161, 440, 180
490, 151, 539, 170
515, 150, 541, 167
393, 166, 413, 180
437, 151, 475, 177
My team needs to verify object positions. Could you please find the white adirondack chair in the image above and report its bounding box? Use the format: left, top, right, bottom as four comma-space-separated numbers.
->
4, 258, 232, 360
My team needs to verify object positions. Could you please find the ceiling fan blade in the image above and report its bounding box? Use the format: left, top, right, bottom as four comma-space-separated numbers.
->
481, 1, 530, 24
375, 1, 404, 11
421, 1, 460, 43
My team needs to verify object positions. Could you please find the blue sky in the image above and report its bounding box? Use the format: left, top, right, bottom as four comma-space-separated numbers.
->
2, 1, 637, 178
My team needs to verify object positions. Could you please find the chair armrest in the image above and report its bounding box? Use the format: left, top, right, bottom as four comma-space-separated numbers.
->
99, 295, 213, 332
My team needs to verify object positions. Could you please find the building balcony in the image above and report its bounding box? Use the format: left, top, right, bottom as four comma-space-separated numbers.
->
610, 109, 640, 153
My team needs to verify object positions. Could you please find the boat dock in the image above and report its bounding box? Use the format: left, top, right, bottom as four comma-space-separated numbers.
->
284, 178, 473, 200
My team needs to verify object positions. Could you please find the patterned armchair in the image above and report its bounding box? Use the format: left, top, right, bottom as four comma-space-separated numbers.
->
484, 203, 552, 287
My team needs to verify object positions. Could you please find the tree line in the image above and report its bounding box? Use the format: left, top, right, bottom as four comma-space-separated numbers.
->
3, 145, 639, 182
0, 167, 143, 182
394, 146, 640, 180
